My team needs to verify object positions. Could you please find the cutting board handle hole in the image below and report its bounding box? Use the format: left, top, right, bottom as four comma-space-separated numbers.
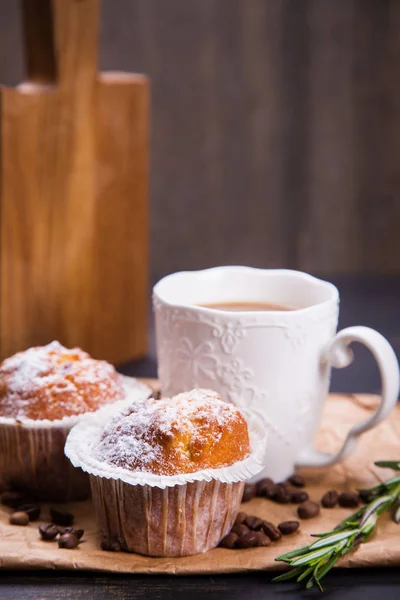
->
22, 0, 57, 85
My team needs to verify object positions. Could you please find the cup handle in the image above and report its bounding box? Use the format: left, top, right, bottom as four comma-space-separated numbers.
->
296, 326, 400, 468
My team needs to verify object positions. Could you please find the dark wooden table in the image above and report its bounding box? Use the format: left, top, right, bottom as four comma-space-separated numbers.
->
2, 276, 400, 599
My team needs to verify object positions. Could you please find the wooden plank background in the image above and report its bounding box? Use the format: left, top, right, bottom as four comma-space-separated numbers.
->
1, 0, 400, 279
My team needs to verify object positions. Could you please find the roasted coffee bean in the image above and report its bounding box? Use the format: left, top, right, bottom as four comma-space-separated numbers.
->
244, 515, 263, 531
288, 474, 305, 488
254, 531, 271, 547
9, 511, 29, 526
242, 484, 257, 503
272, 484, 291, 504
231, 523, 250, 537
39, 523, 59, 541
338, 492, 360, 508
1, 491, 30, 509
321, 490, 339, 508
17, 503, 41, 521
278, 520, 300, 535
61, 527, 84, 540
235, 531, 259, 549
261, 521, 281, 541
50, 507, 74, 526
234, 512, 248, 526
278, 482, 290, 492
358, 489, 374, 504
101, 539, 121, 552
256, 478, 276, 498
263, 485, 278, 499
291, 490, 309, 504
297, 500, 320, 519
219, 532, 238, 549
58, 533, 79, 549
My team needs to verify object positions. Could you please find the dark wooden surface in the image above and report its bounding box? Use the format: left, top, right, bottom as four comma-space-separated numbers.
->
101, 0, 400, 278
1, 276, 400, 598
2, 1, 400, 279
1, 569, 400, 600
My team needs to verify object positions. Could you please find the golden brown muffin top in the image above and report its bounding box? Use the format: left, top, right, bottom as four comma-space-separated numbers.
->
0, 341, 125, 421
94, 389, 250, 475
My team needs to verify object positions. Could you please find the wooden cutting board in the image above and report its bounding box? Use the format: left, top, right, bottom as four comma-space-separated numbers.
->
0, 391, 399, 574
0, 0, 149, 363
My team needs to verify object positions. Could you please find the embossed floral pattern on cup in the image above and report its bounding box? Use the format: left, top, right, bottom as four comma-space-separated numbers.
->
175, 338, 217, 382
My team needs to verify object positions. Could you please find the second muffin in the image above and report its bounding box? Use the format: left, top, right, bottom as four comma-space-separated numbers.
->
0, 341, 151, 501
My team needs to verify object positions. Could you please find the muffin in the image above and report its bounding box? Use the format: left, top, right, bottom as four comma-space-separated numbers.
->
65, 389, 267, 557
0, 341, 150, 501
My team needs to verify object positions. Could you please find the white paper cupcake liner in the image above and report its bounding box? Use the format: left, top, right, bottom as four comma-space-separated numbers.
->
0, 376, 151, 501
65, 405, 268, 489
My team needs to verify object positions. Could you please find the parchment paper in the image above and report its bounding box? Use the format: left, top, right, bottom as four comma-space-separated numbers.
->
0, 390, 399, 574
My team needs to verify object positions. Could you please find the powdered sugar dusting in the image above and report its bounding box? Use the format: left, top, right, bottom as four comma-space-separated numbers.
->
94, 389, 250, 475
0, 341, 126, 420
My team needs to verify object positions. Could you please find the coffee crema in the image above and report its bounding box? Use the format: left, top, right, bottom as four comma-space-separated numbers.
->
198, 301, 295, 312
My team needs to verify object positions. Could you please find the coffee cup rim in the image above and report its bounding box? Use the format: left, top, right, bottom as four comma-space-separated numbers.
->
153, 266, 339, 315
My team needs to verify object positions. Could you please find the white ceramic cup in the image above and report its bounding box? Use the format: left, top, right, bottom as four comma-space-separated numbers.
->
153, 267, 400, 482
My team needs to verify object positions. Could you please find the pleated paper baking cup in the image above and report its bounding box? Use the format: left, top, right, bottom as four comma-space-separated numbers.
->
0, 376, 151, 501
65, 405, 267, 556
90, 476, 245, 557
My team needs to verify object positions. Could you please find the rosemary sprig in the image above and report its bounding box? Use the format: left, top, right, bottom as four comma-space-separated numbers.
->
273, 460, 400, 591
